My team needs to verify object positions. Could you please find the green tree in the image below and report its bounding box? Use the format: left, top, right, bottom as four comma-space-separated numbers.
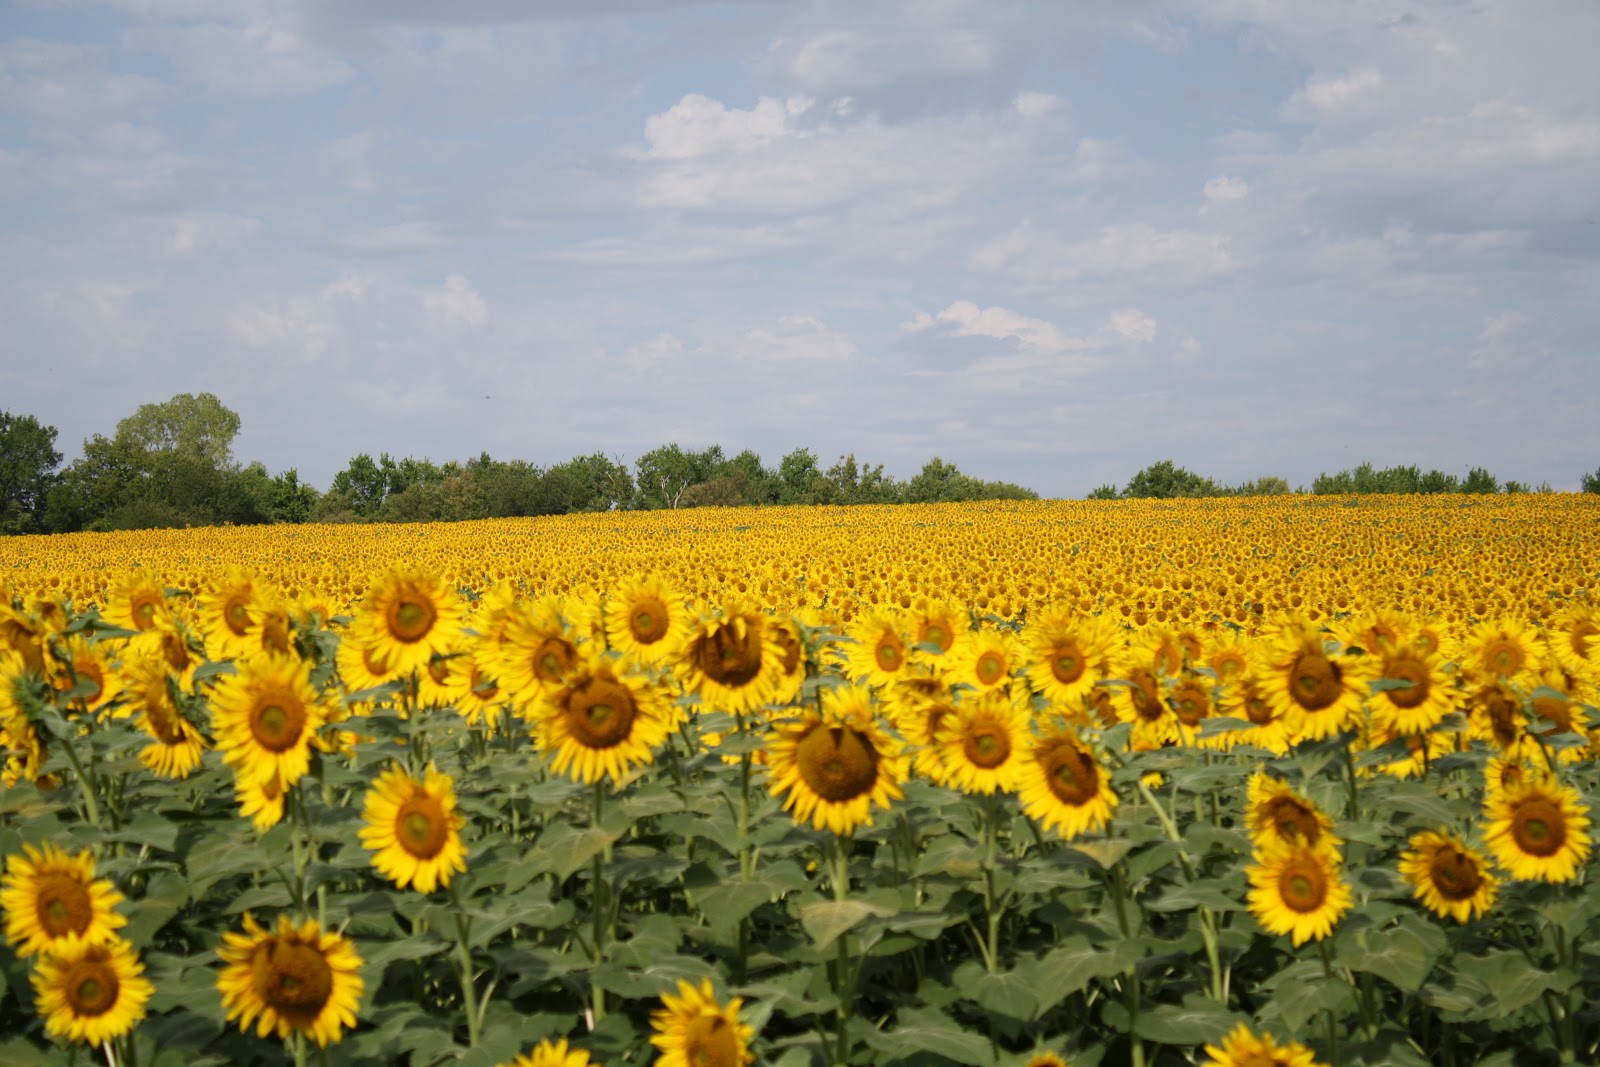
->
116, 391, 240, 468
635, 444, 724, 509
1581, 468, 1600, 494
1086, 484, 1119, 500
1121, 460, 1224, 499
1462, 467, 1499, 494
0, 411, 63, 534
329, 453, 390, 519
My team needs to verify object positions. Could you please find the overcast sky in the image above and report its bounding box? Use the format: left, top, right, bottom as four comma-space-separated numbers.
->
2, 0, 1597, 497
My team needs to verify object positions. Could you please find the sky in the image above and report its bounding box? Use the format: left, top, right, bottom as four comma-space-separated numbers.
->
2, 0, 1597, 498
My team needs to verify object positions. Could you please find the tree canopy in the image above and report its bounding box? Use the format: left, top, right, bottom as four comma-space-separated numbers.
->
0, 411, 63, 534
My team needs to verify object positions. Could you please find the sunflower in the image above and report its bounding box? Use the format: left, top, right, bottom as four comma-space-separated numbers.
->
765, 685, 906, 835
121, 652, 207, 780
606, 575, 690, 665
908, 598, 965, 658
100, 573, 172, 635
1022, 606, 1114, 705
197, 566, 264, 661
1482, 775, 1592, 883
501, 1037, 600, 1067
1366, 641, 1459, 736
1359, 716, 1454, 780
1201, 1023, 1327, 1067
1398, 830, 1497, 922
359, 763, 468, 893
350, 570, 463, 676
235, 769, 287, 833
676, 604, 782, 715
1483, 756, 1531, 803
1247, 842, 1353, 946
1016, 723, 1119, 841
416, 652, 470, 710
1215, 676, 1292, 755
216, 913, 364, 1048
764, 615, 808, 706
887, 672, 958, 784
1, 843, 127, 958
1108, 653, 1179, 750
454, 646, 508, 732
1460, 617, 1539, 686
31, 936, 153, 1046
1204, 634, 1258, 688
649, 978, 756, 1067
1335, 608, 1410, 657
211, 653, 330, 789
946, 628, 1019, 693
1168, 672, 1217, 744
337, 633, 402, 695
1545, 604, 1600, 683
45, 634, 121, 716
1023, 1054, 1068, 1067
1464, 681, 1526, 755
1245, 772, 1339, 853
842, 610, 912, 688
535, 651, 674, 785
1261, 621, 1367, 742
933, 689, 1030, 795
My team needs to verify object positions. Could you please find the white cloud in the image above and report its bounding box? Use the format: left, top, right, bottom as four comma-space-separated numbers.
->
738, 315, 857, 362
765, 17, 994, 94
322, 274, 364, 301
639, 94, 816, 160
335, 221, 451, 255
122, 19, 354, 94
1203, 175, 1249, 203
423, 275, 488, 330
1107, 309, 1157, 343
164, 211, 260, 256
1285, 66, 1384, 122
906, 301, 1086, 356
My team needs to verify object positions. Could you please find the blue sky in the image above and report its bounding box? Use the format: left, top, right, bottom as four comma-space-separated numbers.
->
2, 0, 1597, 497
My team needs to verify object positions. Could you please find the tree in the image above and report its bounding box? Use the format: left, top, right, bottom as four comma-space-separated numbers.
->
1086, 484, 1119, 500
1462, 467, 1499, 494
1582, 468, 1600, 494
776, 448, 824, 505
0, 411, 63, 534
1235, 476, 1291, 497
635, 444, 724, 509
116, 392, 240, 468
329, 453, 390, 519
1121, 460, 1224, 499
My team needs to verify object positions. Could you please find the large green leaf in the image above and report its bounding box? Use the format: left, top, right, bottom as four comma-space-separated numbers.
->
1025, 936, 1145, 1017
1336, 915, 1446, 991
1132, 994, 1248, 1045
797, 899, 894, 950
866, 1005, 996, 1067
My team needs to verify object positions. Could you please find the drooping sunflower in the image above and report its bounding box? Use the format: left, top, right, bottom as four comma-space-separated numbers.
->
1464, 681, 1527, 756
907, 598, 965, 658
31, 936, 154, 1046
1398, 830, 1497, 923
1016, 723, 1119, 841
535, 651, 674, 786
501, 1036, 601, 1067
44, 634, 121, 716
1482, 775, 1592, 883
359, 763, 468, 893
1022, 606, 1114, 706
764, 615, 808, 706
765, 684, 906, 835
415, 652, 470, 710
494, 597, 582, 712
1215, 676, 1292, 755
1108, 651, 1179, 750
121, 652, 207, 780
649, 978, 756, 1067
1, 842, 127, 958
211, 653, 330, 790
1246, 841, 1353, 946
842, 610, 912, 689
946, 628, 1019, 693
1545, 604, 1600, 683
606, 575, 690, 666
216, 912, 364, 1048
1366, 641, 1459, 736
1168, 671, 1217, 744
1022, 1054, 1069, 1067
350, 570, 463, 677
676, 604, 782, 715
336, 633, 402, 695
933, 689, 1030, 795
1483, 756, 1531, 803
1261, 621, 1367, 742
235, 769, 287, 833
1245, 772, 1340, 853
887, 671, 958, 784
1201, 1023, 1327, 1067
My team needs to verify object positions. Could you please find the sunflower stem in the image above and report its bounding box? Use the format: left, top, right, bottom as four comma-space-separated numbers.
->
449, 884, 482, 1048
1109, 862, 1144, 1067
829, 833, 854, 1067
1137, 778, 1224, 1001
57, 728, 104, 832
981, 792, 1002, 975
590, 780, 609, 1026
1317, 938, 1342, 1065
101, 1039, 119, 1067
292, 1031, 307, 1067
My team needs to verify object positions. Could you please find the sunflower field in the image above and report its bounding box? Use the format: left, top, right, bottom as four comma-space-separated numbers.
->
3, 494, 1600, 1067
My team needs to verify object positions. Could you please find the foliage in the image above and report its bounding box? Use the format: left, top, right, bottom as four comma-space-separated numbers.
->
0, 411, 63, 534
1583, 468, 1600, 494
1120, 460, 1229, 499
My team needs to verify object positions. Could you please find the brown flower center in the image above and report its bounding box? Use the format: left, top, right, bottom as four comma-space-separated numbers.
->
387, 595, 437, 644
1242, 681, 1274, 725
64, 955, 119, 1018
962, 723, 1011, 769
1278, 853, 1329, 913
253, 938, 334, 1024
771, 625, 803, 677
1128, 669, 1164, 722
1041, 740, 1098, 806
534, 636, 576, 685
684, 1011, 741, 1067
1289, 652, 1341, 712
1482, 636, 1526, 676
1510, 796, 1568, 858
1428, 845, 1483, 901
1050, 640, 1086, 685
1381, 656, 1431, 709
874, 633, 904, 673
250, 688, 308, 753
628, 597, 670, 645
974, 650, 1007, 686
36, 873, 93, 937
1261, 795, 1322, 847
795, 724, 880, 802
225, 596, 253, 637
1170, 681, 1210, 726
396, 792, 450, 859
564, 675, 638, 749
920, 622, 953, 654
1530, 694, 1573, 736
697, 617, 765, 688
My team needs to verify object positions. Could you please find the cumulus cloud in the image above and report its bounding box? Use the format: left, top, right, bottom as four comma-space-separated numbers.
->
905, 301, 1085, 356
423, 275, 488, 329
738, 315, 857, 362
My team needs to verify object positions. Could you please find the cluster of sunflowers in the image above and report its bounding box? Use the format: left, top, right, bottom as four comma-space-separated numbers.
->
1, 495, 1599, 1065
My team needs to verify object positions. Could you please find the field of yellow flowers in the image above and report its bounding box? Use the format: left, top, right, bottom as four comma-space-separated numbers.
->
2, 494, 1599, 1067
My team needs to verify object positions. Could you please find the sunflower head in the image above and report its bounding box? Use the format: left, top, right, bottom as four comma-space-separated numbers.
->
1246, 841, 1353, 946
1201, 1022, 1328, 1067
649, 978, 756, 1067
503, 1037, 601, 1067
1016, 724, 1119, 841
31, 936, 153, 1046
358, 763, 469, 893
606, 575, 688, 665
217, 912, 365, 1048
766, 685, 906, 835
536, 651, 674, 785
1483, 775, 1593, 883
1398, 829, 1497, 923
1, 842, 128, 958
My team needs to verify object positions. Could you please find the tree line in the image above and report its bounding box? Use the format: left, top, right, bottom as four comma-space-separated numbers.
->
0, 396, 1036, 535
1092, 460, 1588, 500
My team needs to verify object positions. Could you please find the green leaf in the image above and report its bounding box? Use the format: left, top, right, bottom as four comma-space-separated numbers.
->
797, 899, 893, 950
1026, 936, 1145, 1016
1453, 950, 1574, 1017
952, 960, 1039, 1021
1144, 878, 1245, 913
1257, 961, 1357, 1034
866, 1005, 996, 1067
1066, 838, 1135, 870
1132, 994, 1249, 1045
536, 821, 623, 880
1336, 916, 1446, 992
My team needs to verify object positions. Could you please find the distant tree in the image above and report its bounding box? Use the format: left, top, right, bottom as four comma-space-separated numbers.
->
1582, 468, 1600, 494
635, 444, 724, 509
329, 453, 390, 519
116, 392, 240, 469
1418, 469, 1460, 494
1502, 480, 1530, 494
825, 453, 899, 505
775, 448, 824, 505
1122, 460, 1224, 499
0, 411, 63, 534
1086, 484, 1119, 500
1461, 467, 1499, 494
1235, 476, 1291, 497
680, 470, 768, 508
